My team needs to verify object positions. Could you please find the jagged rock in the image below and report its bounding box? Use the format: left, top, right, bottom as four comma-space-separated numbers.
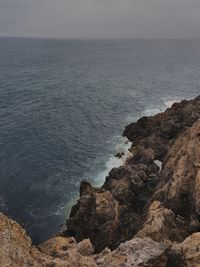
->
123, 95, 200, 162
39, 237, 94, 258
65, 150, 161, 252
153, 118, 200, 233
103, 163, 160, 207
166, 233, 200, 267
66, 160, 161, 252
0, 212, 170, 267
65, 97, 200, 253
66, 181, 121, 252
39, 237, 96, 267
136, 201, 187, 243
94, 237, 169, 267
0, 212, 97, 267
0, 212, 39, 267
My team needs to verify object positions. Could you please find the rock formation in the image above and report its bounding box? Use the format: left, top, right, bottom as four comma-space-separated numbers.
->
1, 95, 200, 266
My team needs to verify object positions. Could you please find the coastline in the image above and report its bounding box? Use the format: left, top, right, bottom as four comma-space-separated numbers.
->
91, 95, 184, 189
1, 95, 200, 266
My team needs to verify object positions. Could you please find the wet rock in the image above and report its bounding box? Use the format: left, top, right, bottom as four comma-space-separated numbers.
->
115, 152, 124, 158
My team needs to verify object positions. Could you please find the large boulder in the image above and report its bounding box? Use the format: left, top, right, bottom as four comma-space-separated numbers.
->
65, 181, 121, 252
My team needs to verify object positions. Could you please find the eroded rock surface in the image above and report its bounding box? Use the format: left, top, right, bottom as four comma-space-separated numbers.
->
168, 233, 200, 267
0, 212, 38, 267
136, 200, 187, 243
0, 212, 170, 267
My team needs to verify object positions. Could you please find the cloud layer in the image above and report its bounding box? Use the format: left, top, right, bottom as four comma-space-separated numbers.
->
0, 0, 200, 38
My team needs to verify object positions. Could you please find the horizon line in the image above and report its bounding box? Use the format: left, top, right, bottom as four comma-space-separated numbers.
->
1, 35, 200, 41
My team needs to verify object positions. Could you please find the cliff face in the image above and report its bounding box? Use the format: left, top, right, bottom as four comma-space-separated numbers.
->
65, 96, 200, 252
1, 96, 200, 266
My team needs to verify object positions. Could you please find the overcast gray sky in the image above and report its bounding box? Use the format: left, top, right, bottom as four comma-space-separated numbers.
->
0, 0, 200, 39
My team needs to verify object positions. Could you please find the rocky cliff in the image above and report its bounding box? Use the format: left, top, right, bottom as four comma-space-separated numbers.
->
1, 96, 200, 266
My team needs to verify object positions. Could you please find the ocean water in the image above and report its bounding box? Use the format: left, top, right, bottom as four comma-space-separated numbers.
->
0, 38, 200, 243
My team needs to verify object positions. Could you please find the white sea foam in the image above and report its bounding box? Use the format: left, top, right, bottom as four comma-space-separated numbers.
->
0, 195, 7, 211
163, 97, 183, 109
142, 108, 161, 117
94, 137, 132, 187
142, 97, 184, 117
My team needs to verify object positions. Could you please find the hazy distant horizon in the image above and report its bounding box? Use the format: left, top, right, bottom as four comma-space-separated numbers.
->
1, 0, 200, 39
1, 36, 200, 41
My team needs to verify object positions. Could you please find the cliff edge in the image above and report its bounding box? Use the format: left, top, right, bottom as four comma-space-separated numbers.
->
1, 96, 200, 266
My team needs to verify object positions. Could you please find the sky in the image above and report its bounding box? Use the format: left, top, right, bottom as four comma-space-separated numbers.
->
0, 0, 200, 39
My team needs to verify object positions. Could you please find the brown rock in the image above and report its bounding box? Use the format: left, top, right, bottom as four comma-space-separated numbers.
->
66, 181, 121, 252
154, 118, 200, 230
65, 97, 200, 253
65, 159, 161, 253
123, 95, 200, 162
94, 237, 169, 267
0, 212, 39, 267
166, 233, 200, 267
0, 212, 96, 267
136, 201, 187, 243
39, 236, 77, 256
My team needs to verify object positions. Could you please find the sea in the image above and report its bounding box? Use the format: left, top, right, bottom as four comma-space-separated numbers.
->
0, 38, 200, 244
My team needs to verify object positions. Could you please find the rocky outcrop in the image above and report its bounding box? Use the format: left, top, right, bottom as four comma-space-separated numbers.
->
0, 210, 171, 266
123, 96, 200, 163
1, 95, 200, 266
93, 237, 169, 267
65, 162, 161, 252
136, 200, 187, 243
0, 212, 97, 266
65, 181, 121, 252
0, 212, 39, 267
64, 95, 200, 264
167, 233, 200, 267
152, 118, 200, 234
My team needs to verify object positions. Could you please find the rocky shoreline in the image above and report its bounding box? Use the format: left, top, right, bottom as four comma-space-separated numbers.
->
1, 95, 200, 266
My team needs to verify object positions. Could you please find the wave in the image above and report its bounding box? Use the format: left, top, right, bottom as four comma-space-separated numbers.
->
93, 137, 132, 187
142, 96, 185, 117
163, 96, 183, 109
0, 195, 7, 212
